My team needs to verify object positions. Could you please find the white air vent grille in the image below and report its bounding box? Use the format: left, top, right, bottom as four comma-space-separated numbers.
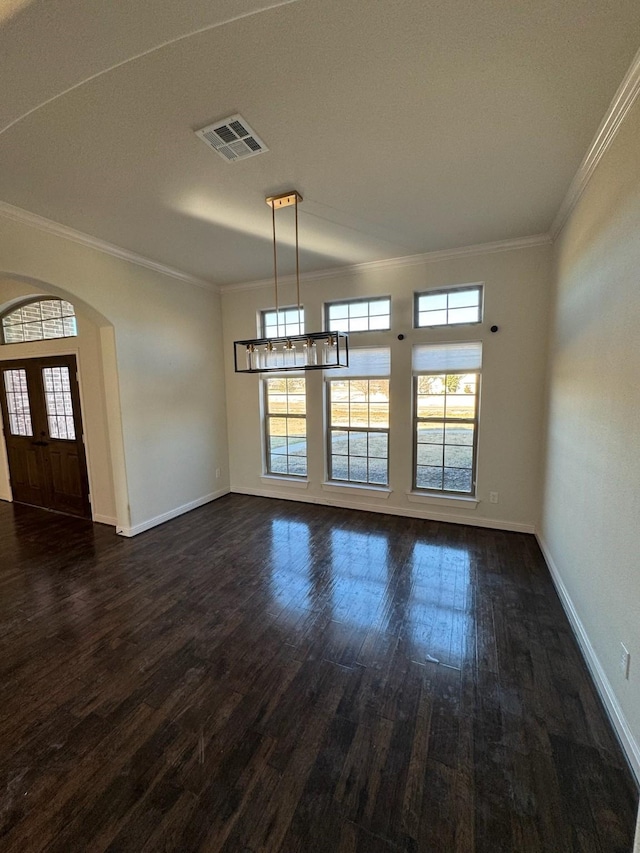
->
195, 114, 268, 162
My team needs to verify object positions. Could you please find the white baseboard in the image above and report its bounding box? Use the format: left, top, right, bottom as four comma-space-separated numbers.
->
93, 514, 117, 527
116, 488, 230, 537
231, 486, 535, 533
536, 533, 640, 785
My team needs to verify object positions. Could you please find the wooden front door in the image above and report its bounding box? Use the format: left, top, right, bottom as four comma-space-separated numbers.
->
0, 355, 91, 519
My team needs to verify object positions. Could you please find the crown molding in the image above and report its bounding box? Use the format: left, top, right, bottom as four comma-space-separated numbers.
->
551, 46, 640, 239
0, 200, 217, 290
219, 233, 551, 293
0, 199, 549, 296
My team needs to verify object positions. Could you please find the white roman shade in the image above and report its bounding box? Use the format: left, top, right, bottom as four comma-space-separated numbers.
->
412, 341, 482, 373
330, 346, 390, 378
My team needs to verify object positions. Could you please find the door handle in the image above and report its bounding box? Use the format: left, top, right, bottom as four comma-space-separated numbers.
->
31, 440, 49, 447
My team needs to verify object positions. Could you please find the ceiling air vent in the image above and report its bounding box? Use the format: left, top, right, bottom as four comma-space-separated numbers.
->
195, 114, 268, 163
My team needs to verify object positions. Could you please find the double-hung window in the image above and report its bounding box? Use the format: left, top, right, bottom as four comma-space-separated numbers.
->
327, 347, 390, 485
413, 342, 482, 494
264, 375, 307, 477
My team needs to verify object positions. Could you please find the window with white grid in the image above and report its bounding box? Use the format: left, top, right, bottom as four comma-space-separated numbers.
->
415, 285, 482, 328
413, 342, 482, 494
325, 297, 390, 333
261, 307, 304, 338
326, 347, 390, 485
264, 375, 307, 477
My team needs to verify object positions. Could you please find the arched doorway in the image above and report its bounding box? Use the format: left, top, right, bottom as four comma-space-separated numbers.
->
0, 275, 127, 529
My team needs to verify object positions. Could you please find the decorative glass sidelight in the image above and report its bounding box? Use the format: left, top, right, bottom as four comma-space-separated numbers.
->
42, 366, 76, 440
3, 369, 33, 436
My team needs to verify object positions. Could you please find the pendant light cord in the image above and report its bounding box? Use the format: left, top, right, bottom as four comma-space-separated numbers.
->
295, 194, 301, 330
271, 192, 302, 338
272, 199, 279, 336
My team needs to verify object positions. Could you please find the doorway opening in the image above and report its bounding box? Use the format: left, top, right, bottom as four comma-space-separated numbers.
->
0, 354, 91, 518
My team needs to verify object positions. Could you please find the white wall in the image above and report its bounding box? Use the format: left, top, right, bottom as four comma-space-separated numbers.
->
0, 214, 229, 533
0, 278, 117, 523
222, 241, 552, 532
540, 96, 640, 779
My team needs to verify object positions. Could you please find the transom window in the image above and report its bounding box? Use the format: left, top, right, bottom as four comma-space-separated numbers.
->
261, 307, 304, 338
415, 285, 482, 327
264, 376, 307, 477
1, 299, 77, 344
327, 347, 390, 485
413, 342, 482, 495
325, 297, 390, 333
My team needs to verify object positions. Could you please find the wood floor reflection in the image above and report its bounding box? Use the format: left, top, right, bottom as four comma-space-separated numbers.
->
0, 494, 637, 852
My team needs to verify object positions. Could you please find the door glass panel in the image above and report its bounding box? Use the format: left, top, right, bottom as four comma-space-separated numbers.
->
3, 369, 33, 436
43, 366, 76, 440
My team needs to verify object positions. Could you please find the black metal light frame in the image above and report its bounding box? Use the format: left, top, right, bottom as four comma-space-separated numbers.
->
234, 330, 349, 373
233, 190, 349, 374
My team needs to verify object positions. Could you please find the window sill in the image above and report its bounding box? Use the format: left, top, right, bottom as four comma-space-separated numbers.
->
260, 475, 309, 490
406, 491, 478, 510
322, 482, 392, 499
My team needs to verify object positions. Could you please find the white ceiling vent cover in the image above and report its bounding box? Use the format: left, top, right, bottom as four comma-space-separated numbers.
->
195, 114, 268, 162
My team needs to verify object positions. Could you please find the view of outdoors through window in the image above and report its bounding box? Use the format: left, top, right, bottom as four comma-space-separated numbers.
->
261, 307, 304, 338
329, 378, 390, 484
43, 366, 76, 440
326, 298, 390, 333
260, 295, 481, 494
415, 372, 478, 492
264, 376, 307, 476
1, 299, 77, 344
415, 286, 482, 327
3, 369, 32, 436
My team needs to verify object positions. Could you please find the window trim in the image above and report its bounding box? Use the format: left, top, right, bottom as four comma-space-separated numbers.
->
262, 374, 307, 479
326, 375, 390, 486
412, 371, 480, 496
406, 490, 478, 509
261, 474, 309, 489
322, 481, 392, 499
413, 284, 483, 329
324, 295, 391, 334
1, 297, 78, 345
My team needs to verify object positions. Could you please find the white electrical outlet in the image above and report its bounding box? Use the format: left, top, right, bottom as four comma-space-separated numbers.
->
620, 643, 631, 680
215, 468, 221, 479
489, 491, 499, 504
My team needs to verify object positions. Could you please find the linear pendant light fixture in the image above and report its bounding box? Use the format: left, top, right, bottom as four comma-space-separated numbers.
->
233, 191, 349, 373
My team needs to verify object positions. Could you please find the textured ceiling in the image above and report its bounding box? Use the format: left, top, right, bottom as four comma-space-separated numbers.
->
1, 0, 639, 286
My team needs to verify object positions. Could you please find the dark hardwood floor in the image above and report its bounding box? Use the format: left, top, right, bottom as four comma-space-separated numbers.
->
0, 494, 637, 852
